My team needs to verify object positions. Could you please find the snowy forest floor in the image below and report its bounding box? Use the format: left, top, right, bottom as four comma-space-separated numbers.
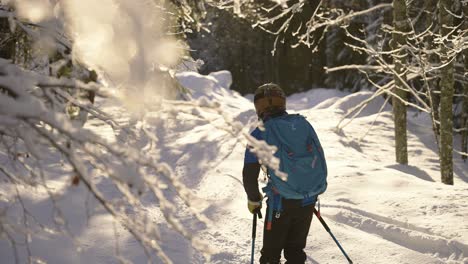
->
1, 71, 467, 264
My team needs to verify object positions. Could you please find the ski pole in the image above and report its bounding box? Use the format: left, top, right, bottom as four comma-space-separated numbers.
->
251, 209, 262, 264
313, 208, 353, 264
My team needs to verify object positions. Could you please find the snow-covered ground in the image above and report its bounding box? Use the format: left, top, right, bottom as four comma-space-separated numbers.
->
1, 70, 467, 263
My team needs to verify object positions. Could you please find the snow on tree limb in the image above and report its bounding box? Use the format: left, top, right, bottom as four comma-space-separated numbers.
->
0, 1, 218, 262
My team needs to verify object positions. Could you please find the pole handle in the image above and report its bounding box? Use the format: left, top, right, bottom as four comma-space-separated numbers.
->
251, 209, 261, 264
252, 212, 257, 238
257, 209, 263, 219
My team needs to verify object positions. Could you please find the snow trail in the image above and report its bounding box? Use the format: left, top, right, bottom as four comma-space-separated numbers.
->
1, 71, 467, 263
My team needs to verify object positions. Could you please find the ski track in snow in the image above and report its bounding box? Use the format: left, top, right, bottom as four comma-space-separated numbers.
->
325, 205, 468, 260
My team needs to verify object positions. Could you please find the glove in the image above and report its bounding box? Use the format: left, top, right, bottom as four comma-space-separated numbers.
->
248, 194, 263, 214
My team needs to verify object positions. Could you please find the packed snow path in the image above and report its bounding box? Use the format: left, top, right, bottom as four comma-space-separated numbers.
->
97, 72, 467, 263
1, 71, 467, 263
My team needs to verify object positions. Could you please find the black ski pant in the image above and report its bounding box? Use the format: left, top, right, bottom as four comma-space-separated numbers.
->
259, 199, 315, 264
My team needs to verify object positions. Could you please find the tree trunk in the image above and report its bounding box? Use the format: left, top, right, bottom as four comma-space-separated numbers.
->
462, 2, 468, 162
439, 0, 454, 184
425, 0, 441, 141
0, 17, 16, 60
391, 0, 409, 164
463, 50, 468, 161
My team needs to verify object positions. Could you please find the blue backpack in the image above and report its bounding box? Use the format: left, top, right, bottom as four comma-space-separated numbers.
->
262, 114, 327, 228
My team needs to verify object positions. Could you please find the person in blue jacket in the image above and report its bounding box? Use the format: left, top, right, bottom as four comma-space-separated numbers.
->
243, 83, 317, 264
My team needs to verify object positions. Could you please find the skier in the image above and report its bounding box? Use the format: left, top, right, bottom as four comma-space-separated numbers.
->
243, 83, 327, 264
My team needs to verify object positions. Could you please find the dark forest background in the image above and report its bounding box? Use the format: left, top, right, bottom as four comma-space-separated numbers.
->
186, 1, 380, 95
